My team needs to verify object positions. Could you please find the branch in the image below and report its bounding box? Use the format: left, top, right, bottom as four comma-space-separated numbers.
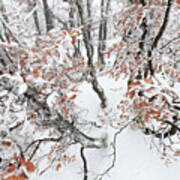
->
24, 137, 62, 154
139, 17, 148, 51
143, 119, 179, 139
42, 0, 54, 32
50, 11, 68, 30
98, 0, 111, 64
27, 0, 41, 35
152, 0, 173, 50
160, 35, 180, 49
90, 71, 107, 108
0, 16, 23, 47
76, 1, 107, 108
80, 147, 88, 180
24, 86, 105, 148
97, 120, 134, 180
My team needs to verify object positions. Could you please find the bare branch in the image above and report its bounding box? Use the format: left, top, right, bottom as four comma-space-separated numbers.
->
152, 0, 173, 50
42, 0, 54, 32
0, 16, 23, 47
24, 136, 62, 154
97, 120, 134, 180
27, 0, 41, 35
80, 147, 88, 180
160, 35, 180, 49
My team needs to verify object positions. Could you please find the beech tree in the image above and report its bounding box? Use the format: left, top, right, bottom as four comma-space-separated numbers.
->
0, 0, 180, 179
109, 0, 180, 163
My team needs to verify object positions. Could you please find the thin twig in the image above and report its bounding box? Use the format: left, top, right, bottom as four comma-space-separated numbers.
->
160, 35, 180, 49
0, 16, 23, 47
80, 147, 88, 180
29, 141, 42, 161
97, 120, 134, 180
24, 136, 62, 153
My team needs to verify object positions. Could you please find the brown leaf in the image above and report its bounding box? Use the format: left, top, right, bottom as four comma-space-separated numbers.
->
19, 157, 26, 166
7, 164, 16, 173
2, 141, 11, 147
25, 160, 35, 172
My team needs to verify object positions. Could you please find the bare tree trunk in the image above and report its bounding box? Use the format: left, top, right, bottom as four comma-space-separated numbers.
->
27, 0, 41, 35
42, 0, 53, 33
75, 1, 107, 108
0, 0, 10, 41
98, 0, 105, 64
98, 0, 111, 65
69, 2, 81, 57
75, 0, 93, 66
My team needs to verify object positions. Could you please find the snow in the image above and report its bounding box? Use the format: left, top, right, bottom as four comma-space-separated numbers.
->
39, 127, 180, 180
1, 0, 180, 179
38, 76, 180, 180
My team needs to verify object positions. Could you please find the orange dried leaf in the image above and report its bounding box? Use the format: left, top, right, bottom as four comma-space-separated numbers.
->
42, 85, 47, 90
13, 153, 18, 161
72, 36, 76, 45
7, 164, 16, 173
23, 56, 29, 60
129, 90, 136, 99
3, 175, 25, 180
59, 97, 66, 104
129, 81, 141, 86
56, 163, 61, 171
107, 51, 112, 58
19, 157, 26, 166
33, 69, 40, 78
145, 87, 155, 92
70, 88, 77, 92
51, 83, 57, 87
70, 94, 76, 100
149, 109, 160, 115
2, 141, 11, 147
137, 9, 143, 24
25, 160, 35, 172
162, 153, 167, 157
174, 150, 180, 156
46, 50, 51, 56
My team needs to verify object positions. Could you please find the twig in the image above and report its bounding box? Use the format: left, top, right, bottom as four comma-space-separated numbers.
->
97, 120, 134, 180
80, 147, 88, 180
160, 35, 180, 49
24, 137, 62, 153
0, 16, 23, 47
29, 141, 42, 161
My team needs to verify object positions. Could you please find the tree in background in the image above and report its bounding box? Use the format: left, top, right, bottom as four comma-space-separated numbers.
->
107, 0, 180, 165
0, 0, 180, 179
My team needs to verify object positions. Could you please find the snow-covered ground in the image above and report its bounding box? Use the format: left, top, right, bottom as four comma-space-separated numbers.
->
39, 127, 180, 180
39, 77, 180, 180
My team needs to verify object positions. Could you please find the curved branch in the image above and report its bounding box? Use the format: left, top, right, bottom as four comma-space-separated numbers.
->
80, 147, 88, 180
152, 0, 173, 50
